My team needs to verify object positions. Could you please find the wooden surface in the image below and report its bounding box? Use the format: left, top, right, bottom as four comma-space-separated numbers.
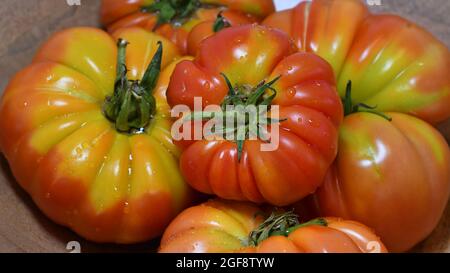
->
0, 0, 449, 253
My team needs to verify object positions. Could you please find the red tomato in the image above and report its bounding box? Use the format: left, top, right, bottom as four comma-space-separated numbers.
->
166, 24, 343, 206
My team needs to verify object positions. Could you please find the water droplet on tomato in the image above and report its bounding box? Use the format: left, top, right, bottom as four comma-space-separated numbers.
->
308, 119, 320, 128
287, 87, 295, 98
75, 147, 83, 155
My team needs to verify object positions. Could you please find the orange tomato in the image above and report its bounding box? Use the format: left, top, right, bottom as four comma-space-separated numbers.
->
101, 0, 275, 54
0, 27, 194, 243
186, 11, 252, 55
159, 199, 388, 253
307, 112, 450, 252
263, 0, 450, 124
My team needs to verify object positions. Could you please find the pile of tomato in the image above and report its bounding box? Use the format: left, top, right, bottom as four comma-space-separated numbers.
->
0, 0, 449, 253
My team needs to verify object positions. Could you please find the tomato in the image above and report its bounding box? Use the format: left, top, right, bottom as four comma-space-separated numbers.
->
304, 109, 450, 252
0, 27, 195, 243
101, 0, 275, 54
159, 199, 388, 253
186, 11, 250, 55
263, 0, 450, 124
166, 24, 343, 206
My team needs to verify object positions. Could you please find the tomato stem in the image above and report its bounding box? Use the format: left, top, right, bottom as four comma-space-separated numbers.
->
284, 218, 328, 235
142, 0, 202, 30
103, 39, 162, 133
342, 81, 392, 121
115, 39, 128, 82
246, 210, 328, 247
183, 73, 283, 161
213, 12, 231, 32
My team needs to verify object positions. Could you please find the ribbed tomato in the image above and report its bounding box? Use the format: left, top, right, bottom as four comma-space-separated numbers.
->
101, 0, 275, 54
0, 27, 194, 243
263, 0, 450, 124
159, 199, 388, 253
166, 24, 343, 206
308, 110, 450, 252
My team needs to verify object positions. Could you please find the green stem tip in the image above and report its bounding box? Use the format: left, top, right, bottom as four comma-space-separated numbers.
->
142, 0, 201, 30
342, 81, 392, 121
213, 11, 231, 32
103, 39, 163, 133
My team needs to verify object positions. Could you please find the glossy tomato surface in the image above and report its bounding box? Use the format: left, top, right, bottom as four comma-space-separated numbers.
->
263, 0, 450, 124
159, 199, 387, 253
309, 112, 450, 252
101, 0, 275, 54
166, 24, 343, 206
0, 27, 194, 243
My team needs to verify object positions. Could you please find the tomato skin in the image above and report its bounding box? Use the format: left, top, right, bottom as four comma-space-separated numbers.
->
309, 112, 450, 252
100, 0, 274, 54
186, 10, 254, 56
167, 25, 343, 206
263, 0, 450, 124
159, 199, 387, 253
0, 27, 194, 243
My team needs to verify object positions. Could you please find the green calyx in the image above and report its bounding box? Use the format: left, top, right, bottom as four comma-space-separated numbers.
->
212, 11, 231, 32
246, 210, 328, 247
184, 74, 283, 161
343, 81, 392, 121
142, 0, 201, 29
103, 39, 162, 134
220, 73, 281, 109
